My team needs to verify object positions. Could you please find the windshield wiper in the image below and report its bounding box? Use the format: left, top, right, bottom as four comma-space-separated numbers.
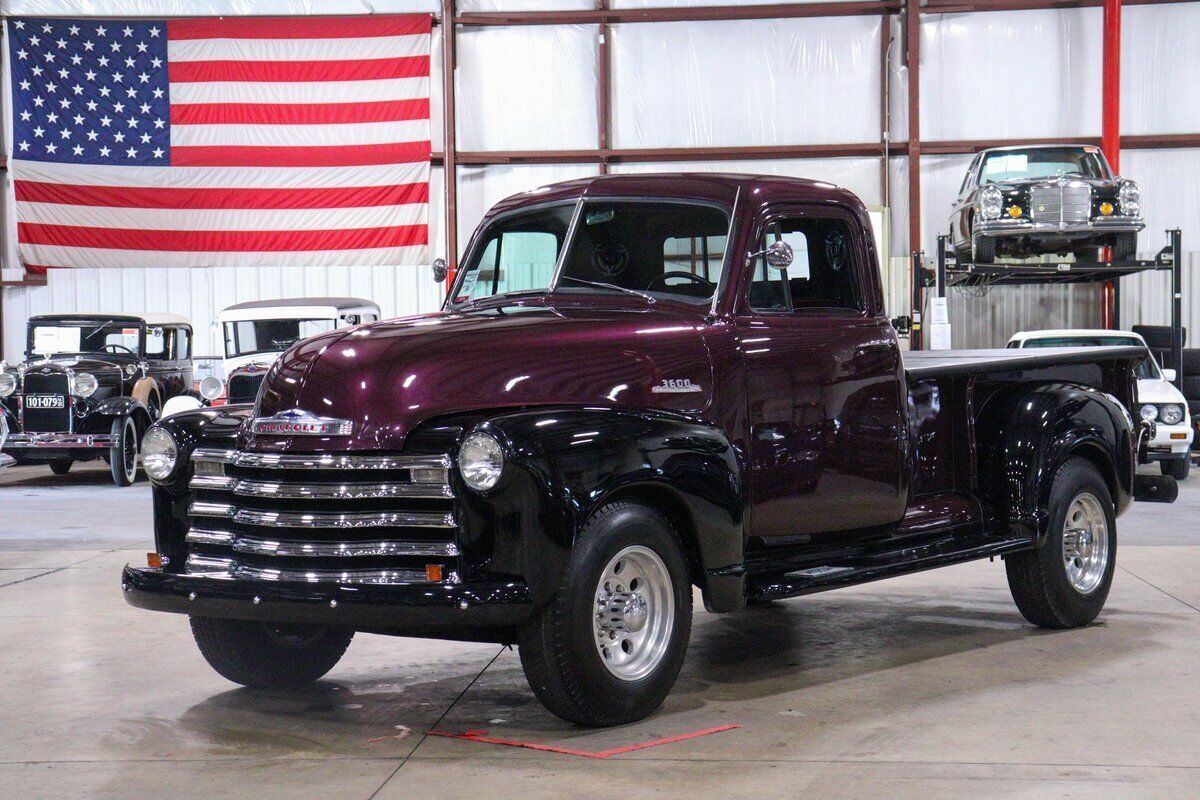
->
559, 276, 655, 304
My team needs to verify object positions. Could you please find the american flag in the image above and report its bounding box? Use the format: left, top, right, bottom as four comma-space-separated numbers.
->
7, 15, 432, 272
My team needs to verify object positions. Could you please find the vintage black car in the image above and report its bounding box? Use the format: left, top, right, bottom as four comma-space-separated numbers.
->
0, 313, 193, 485
949, 144, 1144, 264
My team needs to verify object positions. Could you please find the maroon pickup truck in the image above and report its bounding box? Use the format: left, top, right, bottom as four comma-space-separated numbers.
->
124, 174, 1171, 727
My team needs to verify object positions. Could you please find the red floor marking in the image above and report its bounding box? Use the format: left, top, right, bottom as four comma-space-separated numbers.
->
423, 724, 741, 759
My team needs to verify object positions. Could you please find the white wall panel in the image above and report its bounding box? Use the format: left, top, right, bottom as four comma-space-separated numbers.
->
1123, 4, 1200, 136
3, 0, 437, 13
459, 0, 592, 10
611, 16, 880, 148
921, 9, 1101, 141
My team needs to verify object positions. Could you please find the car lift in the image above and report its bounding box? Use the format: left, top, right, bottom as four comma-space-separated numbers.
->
914, 230, 1185, 391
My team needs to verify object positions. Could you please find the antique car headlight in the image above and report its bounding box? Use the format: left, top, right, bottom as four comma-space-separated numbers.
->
1139, 403, 1159, 422
0, 372, 15, 398
1159, 404, 1184, 426
199, 376, 225, 401
980, 185, 1003, 220
141, 426, 179, 482
459, 430, 504, 492
1119, 180, 1141, 216
72, 372, 98, 398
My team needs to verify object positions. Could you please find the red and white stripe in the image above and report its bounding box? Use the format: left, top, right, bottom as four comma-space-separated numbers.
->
12, 14, 431, 272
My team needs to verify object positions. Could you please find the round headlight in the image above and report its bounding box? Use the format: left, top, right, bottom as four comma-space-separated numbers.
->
1118, 180, 1140, 216
980, 185, 1003, 220
459, 431, 504, 492
72, 372, 98, 398
142, 426, 178, 482
0, 372, 15, 398
199, 376, 225, 401
1140, 403, 1159, 422
1159, 404, 1184, 425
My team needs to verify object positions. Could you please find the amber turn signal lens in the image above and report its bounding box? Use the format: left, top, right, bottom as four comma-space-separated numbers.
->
1100, 202, 1115, 216
1007, 206, 1022, 218
147, 552, 165, 568
1171, 433, 1188, 440
425, 564, 444, 582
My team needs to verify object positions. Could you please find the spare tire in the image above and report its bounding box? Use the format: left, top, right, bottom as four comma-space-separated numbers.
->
1133, 325, 1186, 350
1182, 376, 1200, 401
1182, 349, 1200, 377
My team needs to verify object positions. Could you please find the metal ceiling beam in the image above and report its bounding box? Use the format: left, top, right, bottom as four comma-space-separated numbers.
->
454, 1, 899, 26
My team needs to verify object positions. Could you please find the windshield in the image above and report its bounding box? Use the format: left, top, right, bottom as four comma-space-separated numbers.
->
29, 322, 141, 357
980, 148, 1109, 184
1020, 336, 1159, 379
223, 319, 335, 358
452, 200, 729, 306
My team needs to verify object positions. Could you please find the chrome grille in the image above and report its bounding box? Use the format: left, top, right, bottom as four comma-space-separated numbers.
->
183, 447, 458, 585
227, 373, 265, 404
1030, 183, 1091, 224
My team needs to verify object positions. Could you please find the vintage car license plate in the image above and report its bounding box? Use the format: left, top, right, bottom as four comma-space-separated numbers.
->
25, 394, 66, 409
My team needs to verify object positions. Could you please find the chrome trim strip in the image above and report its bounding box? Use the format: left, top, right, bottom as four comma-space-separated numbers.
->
189, 474, 454, 499
192, 448, 451, 472
3, 433, 116, 449
188, 502, 455, 529
183, 554, 439, 585
186, 530, 459, 558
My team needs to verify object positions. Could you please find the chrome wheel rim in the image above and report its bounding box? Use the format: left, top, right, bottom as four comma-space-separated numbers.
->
1062, 491, 1110, 595
122, 418, 137, 481
593, 545, 674, 682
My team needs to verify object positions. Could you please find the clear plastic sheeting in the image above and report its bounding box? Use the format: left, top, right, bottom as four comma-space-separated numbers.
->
456, 25, 598, 151
920, 8, 1101, 141
611, 16, 880, 149
459, 0, 593, 10
1123, 5, 1200, 136
613, 0, 869, 7
2, 0, 436, 13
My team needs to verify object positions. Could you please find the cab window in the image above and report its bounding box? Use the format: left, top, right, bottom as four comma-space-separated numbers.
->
748, 217, 860, 313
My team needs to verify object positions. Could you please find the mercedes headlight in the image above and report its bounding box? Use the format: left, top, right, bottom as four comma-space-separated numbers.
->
1119, 180, 1141, 216
980, 185, 1003, 220
0, 372, 15, 398
72, 372, 98, 398
141, 426, 179, 482
1159, 404, 1184, 425
1140, 403, 1159, 422
459, 430, 504, 492
199, 376, 225, 401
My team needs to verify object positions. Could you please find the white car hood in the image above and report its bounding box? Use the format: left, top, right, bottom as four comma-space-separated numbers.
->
1137, 376, 1188, 406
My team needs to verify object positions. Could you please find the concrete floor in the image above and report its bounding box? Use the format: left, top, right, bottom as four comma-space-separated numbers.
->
2, 461, 1199, 799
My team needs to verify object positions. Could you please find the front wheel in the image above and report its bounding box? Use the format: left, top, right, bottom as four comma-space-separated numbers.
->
1162, 456, 1191, 481
972, 234, 996, 265
190, 617, 354, 689
49, 459, 72, 475
518, 502, 693, 727
1005, 458, 1116, 628
109, 415, 138, 486
1113, 232, 1137, 261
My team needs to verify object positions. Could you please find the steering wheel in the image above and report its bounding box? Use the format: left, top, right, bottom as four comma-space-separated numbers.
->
645, 271, 716, 292
103, 344, 135, 355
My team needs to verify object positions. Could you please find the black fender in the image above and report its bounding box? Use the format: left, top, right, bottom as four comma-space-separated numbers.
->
429, 407, 745, 612
976, 382, 1135, 543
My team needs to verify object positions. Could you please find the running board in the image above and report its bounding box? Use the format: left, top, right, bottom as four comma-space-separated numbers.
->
746, 533, 1034, 601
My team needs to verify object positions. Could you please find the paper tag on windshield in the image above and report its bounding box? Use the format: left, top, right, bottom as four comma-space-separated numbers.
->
459, 270, 480, 296
121, 328, 139, 336
33, 326, 81, 355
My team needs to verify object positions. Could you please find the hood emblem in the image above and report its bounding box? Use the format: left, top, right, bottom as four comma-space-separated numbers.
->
652, 378, 702, 394
252, 408, 353, 437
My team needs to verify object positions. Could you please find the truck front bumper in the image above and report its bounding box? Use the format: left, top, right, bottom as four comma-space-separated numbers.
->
1142, 422, 1193, 462
121, 565, 533, 636
976, 216, 1145, 238
4, 432, 115, 449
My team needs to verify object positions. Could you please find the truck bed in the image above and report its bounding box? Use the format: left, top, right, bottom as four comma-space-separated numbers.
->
903, 346, 1146, 378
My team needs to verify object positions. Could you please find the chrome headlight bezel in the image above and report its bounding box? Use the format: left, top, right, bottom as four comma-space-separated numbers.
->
458, 430, 505, 493
0, 372, 15, 398
1139, 403, 1159, 423
1118, 180, 1141, 216
1159, 403, 1184, 426
979, 185, 1003, 220
199, 376, 225, 401
141, 426, 179, 482
72, 372, 98, 398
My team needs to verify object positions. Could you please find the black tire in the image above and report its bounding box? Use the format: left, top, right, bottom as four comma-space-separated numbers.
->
1112, 232, 1137, 262
518, 501, 693, 727
1181, 349, 1200, 378
48, 459, 72, 475
190, 617, 354, 689
972, 234, 996, 265
1005, 458, 1116, 629
1181, 376, 1200, 401
1133, 325, 1184, 350
109, 415, 138, 486
1161, 457, 1191, 481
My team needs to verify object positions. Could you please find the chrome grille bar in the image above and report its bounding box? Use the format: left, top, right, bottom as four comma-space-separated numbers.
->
186, 529, 459, 558
190, 473, 454, 500
192, 448, 451, 473
184, 554, 438, 585
189, 502, 455, 530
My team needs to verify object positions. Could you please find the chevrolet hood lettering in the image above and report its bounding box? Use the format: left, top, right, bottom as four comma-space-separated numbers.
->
252, 409, 353, 437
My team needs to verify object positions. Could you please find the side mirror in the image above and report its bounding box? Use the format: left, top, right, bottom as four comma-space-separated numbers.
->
432, 258, 448, 283
1162, 368, 1177, 382
745, 240, 794, 270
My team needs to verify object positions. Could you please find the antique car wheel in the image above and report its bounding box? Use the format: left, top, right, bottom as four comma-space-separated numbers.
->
971, 233, 996, 265
109, 415, 139, 486
518, 501, 692, 727
48, 459, 72, 475
1113, 233, 1137, 261
1005, 458, 1116, 628
190, 617, 354, 689
1161, 456, 1191, 481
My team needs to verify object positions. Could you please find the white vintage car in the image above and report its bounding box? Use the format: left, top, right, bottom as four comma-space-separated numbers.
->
162, 297, 380, 417
1008, 329, 1193, 479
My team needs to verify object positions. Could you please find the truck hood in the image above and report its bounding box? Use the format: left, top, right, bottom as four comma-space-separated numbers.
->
250, 301, 715, 452
1137, 376, 1187, 405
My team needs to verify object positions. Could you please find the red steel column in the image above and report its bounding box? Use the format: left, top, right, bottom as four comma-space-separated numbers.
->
1101, 0, 1121, 328
442, 0, 459, 288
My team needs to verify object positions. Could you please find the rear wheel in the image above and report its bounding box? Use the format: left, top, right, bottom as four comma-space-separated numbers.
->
1005, 458, 1116, 628
1113, 232, 1137, 261
1162, 456, 1191, 481
190, 617, 354, 689
972, 234, 996, 265
48, 459, 72, 475
109, 415, 138, 486
518, 502, 692, 727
